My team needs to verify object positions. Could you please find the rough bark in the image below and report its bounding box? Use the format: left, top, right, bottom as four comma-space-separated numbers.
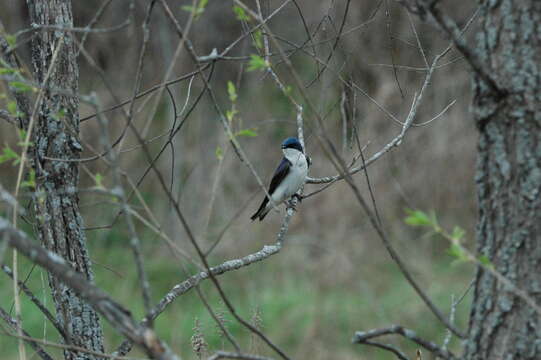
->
26, 1, 104, 359
465, 1, 541, 359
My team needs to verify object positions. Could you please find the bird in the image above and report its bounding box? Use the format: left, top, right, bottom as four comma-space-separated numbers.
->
250, 137, 309, 221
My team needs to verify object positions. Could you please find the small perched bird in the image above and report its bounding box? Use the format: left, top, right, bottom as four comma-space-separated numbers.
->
250, 137, 309, 221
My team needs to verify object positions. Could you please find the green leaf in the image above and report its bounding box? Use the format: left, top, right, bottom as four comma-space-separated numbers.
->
0, 145, 19, 165
0, 67, 17, 75
227, 81, 237, 102
181, 0, 208, 19
253, 30, 263, 49
233, 5, 250, 21
226, 109, 237, 122
17, 129, 34, 147
9, 81, 34, 93
451, 226, 465, 241
7, 101, 17, 116
57, 108, 67, 119
404, 209, 432, 227
236, 128, 258, 137
21, 169, 36, 189
478, 255, 493, 268
247, 54, 268, 72
284, 85, 293, 96
17, 140, 34, 147
181, 5, 195, 12
5, 34, 16, 48
94, 173, 104, 189
447, 243, 468, 263
18, 129, 27, 140
215, 146, 223, 160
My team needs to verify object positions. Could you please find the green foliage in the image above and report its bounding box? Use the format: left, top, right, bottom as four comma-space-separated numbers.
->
478, 254, 493, 268
9, 81, 34, 93
215, 146, 223, 160
0, 145, 18, 165
17, 129, 34, 148
404, 209, 495, 269
451, 226, 465, 241
21, 169, 36, 189
0, 67, 18, 75
181, 0, 208, 19
53, 108, 67, 120
226, 81, 239, 124
447, 243, 468, 263
94, 173, 105, 189
404, 209, 435, 227
253, 30, 263, 49
247, 54, 268, 72
7, 101, 18, 116
4, 33, 16, 48
226, 108, 238, 122
235, 128, 258, 137
227, 81, 237, 102
284, 85, 293, 96
232, 5, 250, 22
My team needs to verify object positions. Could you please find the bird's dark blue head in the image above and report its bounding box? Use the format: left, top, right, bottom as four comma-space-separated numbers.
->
281, 137, 303, 153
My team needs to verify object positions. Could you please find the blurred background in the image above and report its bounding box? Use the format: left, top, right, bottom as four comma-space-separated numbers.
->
1, 0, 478, 359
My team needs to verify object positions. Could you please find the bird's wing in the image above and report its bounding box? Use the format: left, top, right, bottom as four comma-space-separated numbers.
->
268, 157, 291, 195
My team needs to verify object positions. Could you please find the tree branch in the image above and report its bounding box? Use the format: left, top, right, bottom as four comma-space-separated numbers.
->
396, 0, 504, 96
114, 206, 294, 356
353, 325, 458, 360
0, 217, 180, 360
1, 265, 67, 340
0, 306, 54, 360
207, 351, 273, 360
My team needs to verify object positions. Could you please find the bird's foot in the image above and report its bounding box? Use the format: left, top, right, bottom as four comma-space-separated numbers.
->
292, 193, 303, 203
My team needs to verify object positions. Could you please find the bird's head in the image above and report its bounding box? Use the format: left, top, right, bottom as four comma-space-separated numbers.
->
281, 137, 303, 153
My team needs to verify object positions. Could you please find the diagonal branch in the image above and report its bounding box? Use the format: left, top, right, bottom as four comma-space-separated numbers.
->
0, 217, 180, 360
353, 325, 458, 360
1, 265, 67, 340
0, 306, 54, 360
396, 0, 504, 96
207, 351, 273, 360
234, 0, 465, 339
114, 204, 294, 356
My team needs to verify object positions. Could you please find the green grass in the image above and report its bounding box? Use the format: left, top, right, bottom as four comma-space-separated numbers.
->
0, 226, 473, 360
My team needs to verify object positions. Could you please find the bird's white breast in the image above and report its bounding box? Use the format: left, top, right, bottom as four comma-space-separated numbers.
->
281, 148, 308, 197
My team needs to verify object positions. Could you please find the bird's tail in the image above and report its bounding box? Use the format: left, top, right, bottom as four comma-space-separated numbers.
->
250, 198, 270, 221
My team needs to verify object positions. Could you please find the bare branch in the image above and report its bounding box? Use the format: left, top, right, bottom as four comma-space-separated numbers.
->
0, 306, 54, 360
0, 109, 17, 125
207, 351, 273, 360
0, 218, 180, 360
1, 265, 67, 340
396, 0, 504, 96
114, 205, 294, 356
361, 340, 410, 360
234, 0, 466, 339
353, 325, 458, 360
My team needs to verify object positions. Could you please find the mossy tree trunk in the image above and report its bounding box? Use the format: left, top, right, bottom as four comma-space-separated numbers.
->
465, 1, 541, 359
27, 1, 105, 359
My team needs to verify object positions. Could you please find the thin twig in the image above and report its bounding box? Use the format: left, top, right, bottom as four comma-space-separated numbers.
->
0, 307, 54, 360
353, 325, 458, 360
0, 217, 180, 360
207, 351, 273, 360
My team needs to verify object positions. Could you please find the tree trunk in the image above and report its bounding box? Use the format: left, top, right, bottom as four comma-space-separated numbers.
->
27, 1, 104, 359
465, 1, 541, 359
